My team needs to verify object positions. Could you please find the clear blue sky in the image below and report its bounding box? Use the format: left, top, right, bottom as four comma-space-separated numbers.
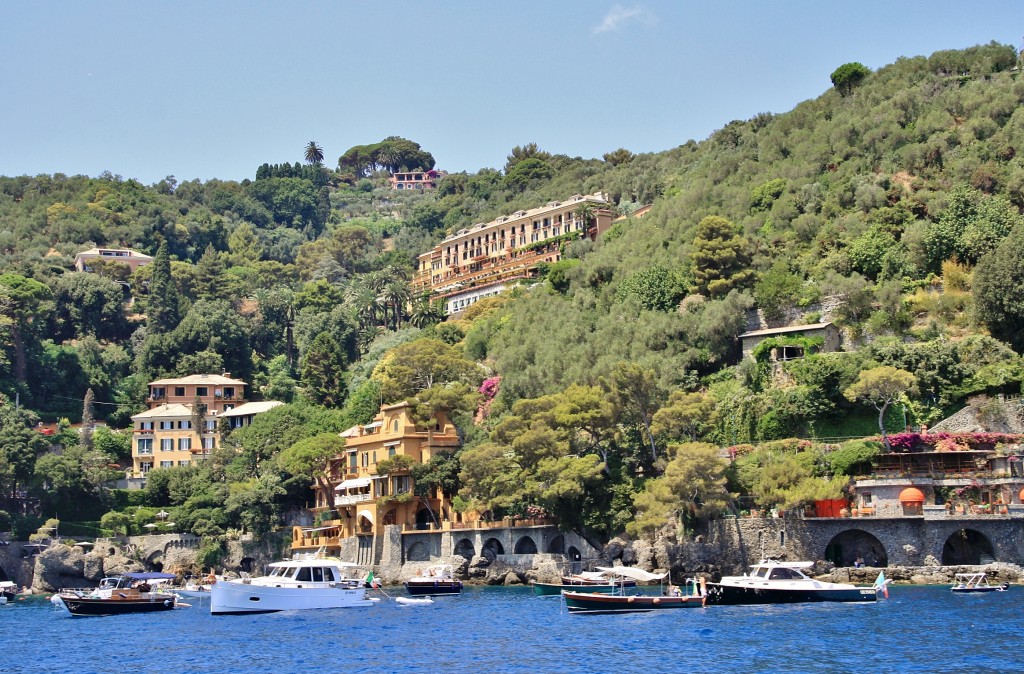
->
3, 1, 1023, 185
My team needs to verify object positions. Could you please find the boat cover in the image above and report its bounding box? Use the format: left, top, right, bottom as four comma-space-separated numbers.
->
594, 566, 667, 582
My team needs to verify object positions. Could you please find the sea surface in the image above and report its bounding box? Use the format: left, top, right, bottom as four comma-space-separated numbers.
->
3, 585, 1022, 673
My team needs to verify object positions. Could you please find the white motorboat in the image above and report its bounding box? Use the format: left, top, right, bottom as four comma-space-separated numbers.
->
210, 555, 377, 615
704, 559, 879, 605
951, 572, 1009, 593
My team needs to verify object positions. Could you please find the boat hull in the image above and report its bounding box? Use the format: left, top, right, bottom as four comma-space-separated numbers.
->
563, 591, 705, 614
704, 583, 877, 605
210, 581, 376, 615
59, 593, 177, 616
405, 579, 463, 596
951, 586, 1007, 593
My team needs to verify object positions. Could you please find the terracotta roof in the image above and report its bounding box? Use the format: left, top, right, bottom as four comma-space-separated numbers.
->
148, 374, 247, 386
132, 404, 193, 420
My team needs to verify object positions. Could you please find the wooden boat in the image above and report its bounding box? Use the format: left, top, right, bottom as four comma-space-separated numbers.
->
562, 566, 705, 614
57, 574, 180, 617
951, 572, 1009, 593
405, 564, 463, 596
533, 571, 637, 596
704, 560, 878, 606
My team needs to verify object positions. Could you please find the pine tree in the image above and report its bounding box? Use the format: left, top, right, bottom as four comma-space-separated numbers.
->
147, 241, 180, 333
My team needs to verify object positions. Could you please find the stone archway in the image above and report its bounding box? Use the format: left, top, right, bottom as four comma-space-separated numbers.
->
240, 557, 255, 573
547, 534, 565, 554
483, 537, 505, 557
514, 535, 538, 554
823, 529, 889, 567
415, 508, 434, 530
454, 538, 475, 560
942, 528, 996, 565
407, 541, 430, 562
567, 546, 582, 574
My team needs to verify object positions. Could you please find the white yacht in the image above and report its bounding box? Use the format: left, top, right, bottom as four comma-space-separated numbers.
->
210, 555, 378, 615
704, 559, 878, 605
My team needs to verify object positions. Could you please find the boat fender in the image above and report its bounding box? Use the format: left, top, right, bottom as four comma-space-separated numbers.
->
653, 598, 660, 604
627, 596, 635, 603
164, 599, 173, 607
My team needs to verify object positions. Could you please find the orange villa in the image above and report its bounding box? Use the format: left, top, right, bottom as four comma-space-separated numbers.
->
291, 402, 461, 554
413, 192, 614, 315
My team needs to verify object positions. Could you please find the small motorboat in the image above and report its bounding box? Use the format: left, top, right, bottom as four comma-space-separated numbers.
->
951, 572, 1009, 593
395, 596, 434, 606
0, 581, 17, 603
405, 564, 463, 596
57, 574, 180, 617
533, 570, 637, 596
562, 567, 705, 614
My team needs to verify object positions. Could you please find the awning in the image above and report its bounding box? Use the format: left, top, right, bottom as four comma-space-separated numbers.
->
383, 441, 400, 447
594, 566, 667, 582
301, 525, 338, 533
363, 421, 383, 429
334, 478, 372, 491
357, 510, 374, 524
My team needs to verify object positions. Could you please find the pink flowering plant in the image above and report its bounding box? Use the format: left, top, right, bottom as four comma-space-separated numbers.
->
883, 431, 1022, 453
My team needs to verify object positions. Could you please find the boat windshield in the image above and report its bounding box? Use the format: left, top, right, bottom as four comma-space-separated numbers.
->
752, 567, 770, 578
269, 567, 285, 578
768, 567, 807, 580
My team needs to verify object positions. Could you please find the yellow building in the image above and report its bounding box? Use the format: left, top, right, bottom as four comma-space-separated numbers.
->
292, 402, 461, 553
130, 374, 280, 478
130, 403, 215, 475
412, 192, 615, 315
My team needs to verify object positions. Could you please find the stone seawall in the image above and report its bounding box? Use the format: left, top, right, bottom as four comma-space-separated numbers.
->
12, 516, 1024, 590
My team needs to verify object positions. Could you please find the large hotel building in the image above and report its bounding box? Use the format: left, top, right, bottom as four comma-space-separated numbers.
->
413, 192, 614, 314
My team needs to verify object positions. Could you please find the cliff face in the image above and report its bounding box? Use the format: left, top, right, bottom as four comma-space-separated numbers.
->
31, 545, 143, 592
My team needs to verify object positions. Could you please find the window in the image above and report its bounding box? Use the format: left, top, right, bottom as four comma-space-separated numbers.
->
394, 475, 411, 494
178, 420, 192, 429
137, 438, 153, 454
361, 452, 369, 468
224, 387, 235, 399
160, 439, 174, 452
151, 387, 165, 400
139, 421, 154, 431
140, 461, 153, 473
372, 451, 377, 464
178, 437, 191, 451
160, 461, 174, 468
159, 421, 173, 430
178, 460, 190, 467
202, 437, 216, 450
295, 567, 312, 582
349, 453, 357, 469
392, 420, 399, 432
174, 387, 185, 397
205, 420, 217, 430
196, 387, 208, 397
388, 447, 396, 458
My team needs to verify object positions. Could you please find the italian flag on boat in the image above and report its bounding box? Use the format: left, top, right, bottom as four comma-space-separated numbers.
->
874, 571, 889, 598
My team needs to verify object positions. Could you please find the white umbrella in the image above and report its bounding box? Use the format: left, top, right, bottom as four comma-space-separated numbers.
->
143, 523, 158, 530
156, 510, 169, 520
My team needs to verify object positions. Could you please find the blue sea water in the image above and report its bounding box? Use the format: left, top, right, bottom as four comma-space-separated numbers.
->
3, 585, 1023, 673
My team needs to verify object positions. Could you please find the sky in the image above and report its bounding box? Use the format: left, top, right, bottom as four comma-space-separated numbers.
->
3, 1, 1024, 186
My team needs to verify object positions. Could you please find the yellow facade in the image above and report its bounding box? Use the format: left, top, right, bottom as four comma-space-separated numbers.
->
293, 402, 461, 552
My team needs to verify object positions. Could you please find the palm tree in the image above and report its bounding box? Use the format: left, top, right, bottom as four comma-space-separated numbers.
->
304, 141, 324, 165
574, 202, 596, 233
382, 280, 412, 331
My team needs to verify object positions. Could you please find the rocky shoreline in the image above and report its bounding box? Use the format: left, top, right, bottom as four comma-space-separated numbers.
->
8, 535, 1024, 593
